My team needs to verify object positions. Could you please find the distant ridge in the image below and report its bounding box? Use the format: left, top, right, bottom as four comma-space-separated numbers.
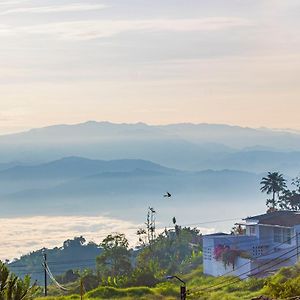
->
1, 120, 299, 139
0, 121, 300, 173
0, 156, 177, 180
0, 155, 263, 218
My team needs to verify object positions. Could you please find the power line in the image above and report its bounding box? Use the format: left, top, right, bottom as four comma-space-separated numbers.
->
216, 235, 291, 248
8, 230, 296, 277
224, 250, 299, 291
188, 244, 300, 297
45, 263, 70, 292
48, 258, 97, 265
9, 258, 98, 268
8, 234, 293, 271
1, 216, 245, 246
206, 245, 297, 291
201, 233, 297, 280
189, 241, 298, 295
164, 217, 243, 229
12, 263, 96, 275
16, 270, 45, 275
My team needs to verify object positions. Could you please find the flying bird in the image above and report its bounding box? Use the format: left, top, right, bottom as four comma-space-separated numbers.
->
149, 207, 156, 213
164, 192, 171, 198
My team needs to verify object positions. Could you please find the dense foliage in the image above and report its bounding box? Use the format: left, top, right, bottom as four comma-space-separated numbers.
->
8, 228, 300, 299
8, 237, 101, 284
0, 261, 39, 300
92, 225, 202, 290
13, 189, 300, 299
32, 263, 300, 299
96, 233, 132, 278
260, 172, 300, 211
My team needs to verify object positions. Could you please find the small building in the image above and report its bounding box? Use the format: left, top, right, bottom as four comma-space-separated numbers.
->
203, 211, 300, 278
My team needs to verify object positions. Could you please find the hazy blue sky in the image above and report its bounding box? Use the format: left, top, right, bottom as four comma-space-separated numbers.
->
0, 0, 300, 133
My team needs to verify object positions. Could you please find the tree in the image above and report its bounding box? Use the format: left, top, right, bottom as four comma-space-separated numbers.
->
292, 176, 300, 195
79, 269, 99, 291
137, 207, 157, 249
278, 176, 300, 211
231, 224, 245, 235
55, 269, 79, 284
146, 207, 156, 244
136, 228, 147, 248
63, 236, 86, 249
172, 216, 180, 237
260, 172, 287, 210
136, 226, 202, 276
96, 233, 132, 278
0, 261, 39, 300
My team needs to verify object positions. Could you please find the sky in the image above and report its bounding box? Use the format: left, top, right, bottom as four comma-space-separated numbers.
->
0, 0, 300, 134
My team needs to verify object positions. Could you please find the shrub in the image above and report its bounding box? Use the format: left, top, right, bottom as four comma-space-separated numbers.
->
86, 286, 153, 299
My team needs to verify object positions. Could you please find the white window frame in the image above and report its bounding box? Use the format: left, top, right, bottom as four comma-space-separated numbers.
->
273, 227, 292, 244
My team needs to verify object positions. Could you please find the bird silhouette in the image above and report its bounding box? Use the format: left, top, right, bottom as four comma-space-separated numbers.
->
164, 192, 171, 198
149, 207, 156, 213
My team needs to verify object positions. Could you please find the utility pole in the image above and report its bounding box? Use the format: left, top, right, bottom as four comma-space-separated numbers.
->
166, 275, 186, 300
297, 232, 299, 262
80, 277, 84, 300
43, 253, 48, 297
180, 285, 186, 300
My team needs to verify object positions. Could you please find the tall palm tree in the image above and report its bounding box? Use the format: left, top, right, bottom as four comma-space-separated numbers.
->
260, 172, 287, 209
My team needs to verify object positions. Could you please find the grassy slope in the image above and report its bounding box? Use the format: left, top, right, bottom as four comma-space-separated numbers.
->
35, 262, 300, 299
34, 266, 266, 300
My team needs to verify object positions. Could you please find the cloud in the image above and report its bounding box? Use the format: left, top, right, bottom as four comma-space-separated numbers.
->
0, 215, 214, 261
0, 18, 251, 40
1, 3, 108, 15
0, 215, 140, 261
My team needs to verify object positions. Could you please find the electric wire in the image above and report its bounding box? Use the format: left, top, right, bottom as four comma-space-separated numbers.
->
188, 245, 300, 297
201, 233, 298, 280
189, 246, 298, 296
44, 263, 70, 291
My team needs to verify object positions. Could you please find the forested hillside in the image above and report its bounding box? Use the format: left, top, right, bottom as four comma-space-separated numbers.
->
8, 237, 101, 284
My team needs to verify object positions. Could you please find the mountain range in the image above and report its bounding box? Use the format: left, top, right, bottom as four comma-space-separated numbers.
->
0, 155, 263, 221
0, 121, 300, 174
0, 121, 299, 230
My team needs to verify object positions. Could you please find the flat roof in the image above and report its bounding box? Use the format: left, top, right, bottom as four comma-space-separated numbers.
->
245, 210, 300, 227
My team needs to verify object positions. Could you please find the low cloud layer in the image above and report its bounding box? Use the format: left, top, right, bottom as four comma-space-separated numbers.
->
0, 215, 215, 261
0, 215, 140, 261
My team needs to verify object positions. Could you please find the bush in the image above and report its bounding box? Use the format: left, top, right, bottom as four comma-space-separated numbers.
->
154, 282, 178, 297
241, 277, 265, 292
86, 286, 154, 299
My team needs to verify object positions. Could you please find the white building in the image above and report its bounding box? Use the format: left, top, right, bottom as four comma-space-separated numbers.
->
203, 211, 300, 278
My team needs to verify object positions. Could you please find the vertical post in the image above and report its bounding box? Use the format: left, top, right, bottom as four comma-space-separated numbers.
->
180, 285, 186, 300
297, 232, 299, 262
80, 277, 83, 300
166, 275, 186, 299
43, 253, 48, 297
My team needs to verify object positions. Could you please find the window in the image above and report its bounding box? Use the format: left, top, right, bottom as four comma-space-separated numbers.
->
274, 227, 281, 243
248, 226, 256, 236
273, 227, 292, 244
283, 228, 292, 244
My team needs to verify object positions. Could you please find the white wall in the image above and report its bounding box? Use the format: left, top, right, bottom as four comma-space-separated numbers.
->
203, 235, 254, 278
